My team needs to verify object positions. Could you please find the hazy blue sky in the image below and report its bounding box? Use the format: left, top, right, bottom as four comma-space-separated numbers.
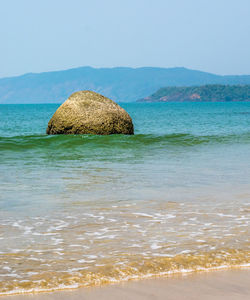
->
1, 0, 250, 78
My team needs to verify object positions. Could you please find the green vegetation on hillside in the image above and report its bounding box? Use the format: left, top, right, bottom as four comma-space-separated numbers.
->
138, 84, 250, 102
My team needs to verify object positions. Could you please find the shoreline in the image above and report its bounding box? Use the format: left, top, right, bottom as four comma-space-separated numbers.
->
1, 268, 250, 300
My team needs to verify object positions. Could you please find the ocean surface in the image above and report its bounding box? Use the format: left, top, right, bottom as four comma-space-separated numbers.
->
0, 102, 250, 295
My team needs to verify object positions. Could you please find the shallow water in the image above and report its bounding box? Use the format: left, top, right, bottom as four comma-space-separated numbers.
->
0, 103, 249, 295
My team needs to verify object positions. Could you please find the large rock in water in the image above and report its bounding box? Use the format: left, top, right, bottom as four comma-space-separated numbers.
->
46, 91, 134, 135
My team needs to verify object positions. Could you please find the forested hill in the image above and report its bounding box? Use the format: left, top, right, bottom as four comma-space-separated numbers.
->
1, 67, 250, 103
138, 85, 250, 102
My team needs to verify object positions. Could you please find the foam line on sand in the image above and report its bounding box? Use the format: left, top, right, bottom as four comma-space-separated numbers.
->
1, 269, 250, 300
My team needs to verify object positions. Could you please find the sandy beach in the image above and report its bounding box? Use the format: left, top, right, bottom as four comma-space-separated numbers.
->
1, 269, 249, 300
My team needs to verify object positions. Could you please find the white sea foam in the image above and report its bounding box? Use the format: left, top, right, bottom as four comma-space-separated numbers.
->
133, 213, 154, 218
151, 243, 162, 250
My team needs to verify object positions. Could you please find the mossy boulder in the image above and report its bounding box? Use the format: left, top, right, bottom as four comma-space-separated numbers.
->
46, 91, 134, 135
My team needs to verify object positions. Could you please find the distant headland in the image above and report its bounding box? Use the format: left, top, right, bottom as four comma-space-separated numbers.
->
1, 67, 250, 104
138, 84, 250, 102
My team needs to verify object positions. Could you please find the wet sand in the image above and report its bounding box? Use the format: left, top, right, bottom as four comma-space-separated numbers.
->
2, 269, 250, 300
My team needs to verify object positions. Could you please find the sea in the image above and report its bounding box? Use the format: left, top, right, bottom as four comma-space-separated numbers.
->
0, 102, 249, 295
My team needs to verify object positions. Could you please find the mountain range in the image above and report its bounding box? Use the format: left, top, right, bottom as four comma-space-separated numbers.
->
1, 66, 250, 104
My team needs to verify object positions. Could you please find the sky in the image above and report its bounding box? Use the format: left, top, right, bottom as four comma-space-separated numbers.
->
0, 0, 250, 78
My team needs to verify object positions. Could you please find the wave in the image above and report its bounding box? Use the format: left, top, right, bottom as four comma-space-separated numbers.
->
0, 249, 249, 296
0, 132, 250, 152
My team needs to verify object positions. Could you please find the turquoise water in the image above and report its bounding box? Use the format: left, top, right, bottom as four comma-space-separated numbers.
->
0, 103, 250, 295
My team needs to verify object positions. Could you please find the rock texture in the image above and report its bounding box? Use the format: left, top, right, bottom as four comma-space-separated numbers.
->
46, 91, 134, 135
